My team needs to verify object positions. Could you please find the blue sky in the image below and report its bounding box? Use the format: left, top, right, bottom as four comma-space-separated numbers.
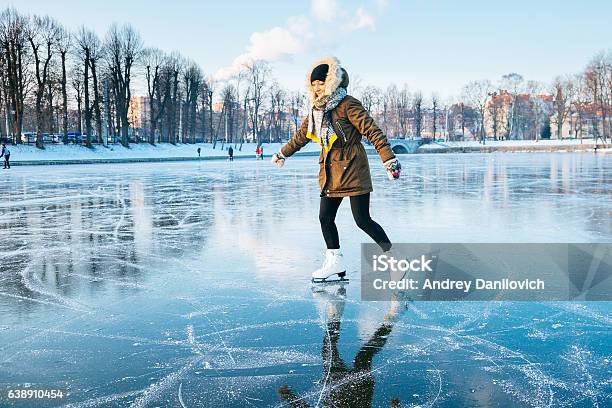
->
12, 0, 612, 100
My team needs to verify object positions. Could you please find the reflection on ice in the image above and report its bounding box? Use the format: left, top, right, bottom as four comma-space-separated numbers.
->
0, 152, 610, 407
278, 285, 409, 408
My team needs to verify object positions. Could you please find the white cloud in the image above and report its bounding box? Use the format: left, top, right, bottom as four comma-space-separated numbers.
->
214, 2, 381, 81
248, 27, 303, 61
345, 7, 376, 31
214, 18, 312, 81
286, 15, 311, 36
311, 0, 340, 22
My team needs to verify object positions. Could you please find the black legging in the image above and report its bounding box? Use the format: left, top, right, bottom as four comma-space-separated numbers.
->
319, 192, 391, 251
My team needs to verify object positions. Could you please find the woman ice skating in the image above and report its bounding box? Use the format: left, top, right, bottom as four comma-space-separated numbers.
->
271, 56, 402, 283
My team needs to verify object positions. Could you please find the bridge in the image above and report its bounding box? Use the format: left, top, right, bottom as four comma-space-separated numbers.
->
364, 138, 424, 154
389, 139, 424, 154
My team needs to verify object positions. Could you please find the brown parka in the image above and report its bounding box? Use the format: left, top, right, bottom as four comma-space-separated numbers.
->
280, 94, 396, 198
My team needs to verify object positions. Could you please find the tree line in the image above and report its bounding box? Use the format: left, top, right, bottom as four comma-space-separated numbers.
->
359, 62, 611, 144
1, 8, 141, 147
0, 7, 287, 148
1, 6, 611, 149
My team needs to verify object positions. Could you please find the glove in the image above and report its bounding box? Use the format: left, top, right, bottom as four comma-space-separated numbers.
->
383, 158, 401, 180
271, 151, 286, 168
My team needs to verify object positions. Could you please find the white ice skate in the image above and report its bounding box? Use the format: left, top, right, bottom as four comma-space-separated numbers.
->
311, 249, 349, 283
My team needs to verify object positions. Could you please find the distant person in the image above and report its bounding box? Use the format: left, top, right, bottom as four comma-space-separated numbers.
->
259, 145, 264, 160
197, 147, 201, 157
255, 145, 261, 159
228, 146, 234, 161
1, 143, 10, 169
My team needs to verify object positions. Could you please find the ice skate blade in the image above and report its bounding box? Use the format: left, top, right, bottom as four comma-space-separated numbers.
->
311, 272, 349, 284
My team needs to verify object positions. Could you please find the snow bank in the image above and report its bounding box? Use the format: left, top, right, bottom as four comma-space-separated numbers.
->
419, 138, 600, 150
8, 142, 322, 163
5, 138, 606, 166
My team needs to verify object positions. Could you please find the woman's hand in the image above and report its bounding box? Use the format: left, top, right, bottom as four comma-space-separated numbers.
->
271, 151, 286, 168
383, 158, 401, 180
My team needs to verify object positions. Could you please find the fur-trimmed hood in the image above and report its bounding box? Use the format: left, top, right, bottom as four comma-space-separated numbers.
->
306, 56, 347, 103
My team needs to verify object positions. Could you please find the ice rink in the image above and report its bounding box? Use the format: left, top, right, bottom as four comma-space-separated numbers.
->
0, 152, 610, 407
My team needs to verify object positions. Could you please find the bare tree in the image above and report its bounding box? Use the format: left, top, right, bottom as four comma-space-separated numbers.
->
584, 52, 611, 142
269, 84, 286, 143
549, 76, 573, 139
104, 23, 142, 146
460, 102, 465, 140
231, 70, 247, 148
202, 76, 214, 145
360, 85, 380, 114
88, 33, 103, 144
384, 84, 409, 138
56, 25, 70, 138
181, 60, 202, 144
196, 84, 206, 143
143, 48, 165, 143
277, 88, 287, 143
500, 73, 524, 139
379, 87, 391, 136
164, 53, 183, 144
440, 100, 451, 140
219, 83, 237, 144
76, 28, 91, 146
74, 27, 103, 146
71, 65, 83, 136
569, 73, 589, 141
462, 79, 493, 143
0, 56, 4, 137
384, 85, 397, 137
289, 90, 305, 141
526, 80, 548, 141
431, 93, 439, 140
398, 85, 410, 137
155, 54, 179, 143
0, 8, 30, 143
413, 91, 423, 138
27, 14, 60, 147
244, 60, 269, 145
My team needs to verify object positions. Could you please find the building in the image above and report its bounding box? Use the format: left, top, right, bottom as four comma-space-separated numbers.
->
128, 96, 151, 130
483, 91, 554, 140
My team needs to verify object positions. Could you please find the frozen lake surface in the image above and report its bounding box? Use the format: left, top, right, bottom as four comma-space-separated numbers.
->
0, 152, 610, 407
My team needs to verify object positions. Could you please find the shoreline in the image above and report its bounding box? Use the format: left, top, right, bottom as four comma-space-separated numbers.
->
415, 142, 608, 154
9, 151, 321, 166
